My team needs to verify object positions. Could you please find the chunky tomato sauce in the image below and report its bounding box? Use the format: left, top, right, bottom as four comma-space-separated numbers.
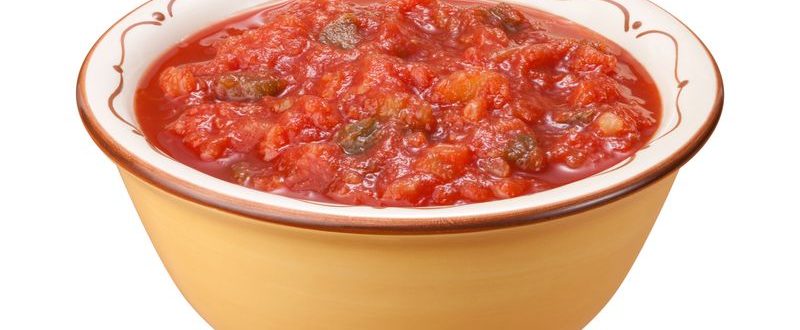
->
136, 0, 660, 206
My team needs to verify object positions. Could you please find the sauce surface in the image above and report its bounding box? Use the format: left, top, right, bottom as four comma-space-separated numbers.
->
136, 0, 661, 206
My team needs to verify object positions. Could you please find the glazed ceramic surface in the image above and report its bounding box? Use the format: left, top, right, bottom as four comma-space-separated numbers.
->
79, 0, 722, 233
122, 169, 676, 329
78, 0, 722, 328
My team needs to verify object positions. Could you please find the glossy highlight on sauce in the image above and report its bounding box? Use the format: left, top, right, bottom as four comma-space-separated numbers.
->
135, 0, 661, 207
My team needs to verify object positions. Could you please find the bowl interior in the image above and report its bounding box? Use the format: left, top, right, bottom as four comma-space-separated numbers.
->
79, 0, 721, 228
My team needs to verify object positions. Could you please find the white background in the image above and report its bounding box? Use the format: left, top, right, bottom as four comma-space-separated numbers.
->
0, 0, 797, 329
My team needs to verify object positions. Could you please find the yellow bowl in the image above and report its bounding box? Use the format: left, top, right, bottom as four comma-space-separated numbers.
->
121, 169, 677, 329
78, 0, 722, 328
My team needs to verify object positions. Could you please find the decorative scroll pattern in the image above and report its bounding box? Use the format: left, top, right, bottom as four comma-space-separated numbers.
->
588, 3, 689, 175
107, 7, 173, 156
105, 0, 689, 203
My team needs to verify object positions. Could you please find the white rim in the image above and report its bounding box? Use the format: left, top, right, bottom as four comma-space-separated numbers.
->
79, 0, 722, 224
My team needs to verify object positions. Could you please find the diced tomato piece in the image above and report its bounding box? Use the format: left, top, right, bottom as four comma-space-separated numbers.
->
159, 66, 198, 98
490, 177, 530, 199
457, 180, 494, 202
477, 157, 511, 177
570, 75, 621, 107
167, 103, 268, 160
469, 117, 533, 159
547, 131, 601, 168
462, 98, 488, 122
277, 143, 342, 191
368, 92, 435, 131
432, 70, 510, 107
382, 173, 438, 205
567, 43, 617, 74
414, 144, 472, 181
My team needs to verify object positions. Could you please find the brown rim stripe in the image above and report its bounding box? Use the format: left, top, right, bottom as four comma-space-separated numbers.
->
109, 20, 162, 136
636, 29, 688, 144
599, 0, 632, 32
77, 0, 724, 234
167, 0, 177, 17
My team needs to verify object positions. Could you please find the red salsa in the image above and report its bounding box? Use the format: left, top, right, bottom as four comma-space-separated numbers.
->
136, 0, 661, 206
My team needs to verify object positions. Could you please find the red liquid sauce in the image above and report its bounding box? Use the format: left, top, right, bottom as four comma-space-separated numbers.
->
135, 0, 661, 207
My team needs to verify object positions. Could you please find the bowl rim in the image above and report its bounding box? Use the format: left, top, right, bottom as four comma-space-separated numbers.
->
77, 0, 723, 234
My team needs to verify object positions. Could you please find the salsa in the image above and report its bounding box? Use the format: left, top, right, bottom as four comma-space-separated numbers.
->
135, 0, 661, 206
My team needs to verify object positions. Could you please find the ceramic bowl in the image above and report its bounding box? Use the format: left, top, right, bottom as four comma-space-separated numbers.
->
78, 0, 722, 328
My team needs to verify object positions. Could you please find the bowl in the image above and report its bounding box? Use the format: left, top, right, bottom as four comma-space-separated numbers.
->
77, 0, 723, 328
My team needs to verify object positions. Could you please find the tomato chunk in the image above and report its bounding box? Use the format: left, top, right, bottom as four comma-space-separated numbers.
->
432, 70, 510, 107
414, 144, 472, 181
